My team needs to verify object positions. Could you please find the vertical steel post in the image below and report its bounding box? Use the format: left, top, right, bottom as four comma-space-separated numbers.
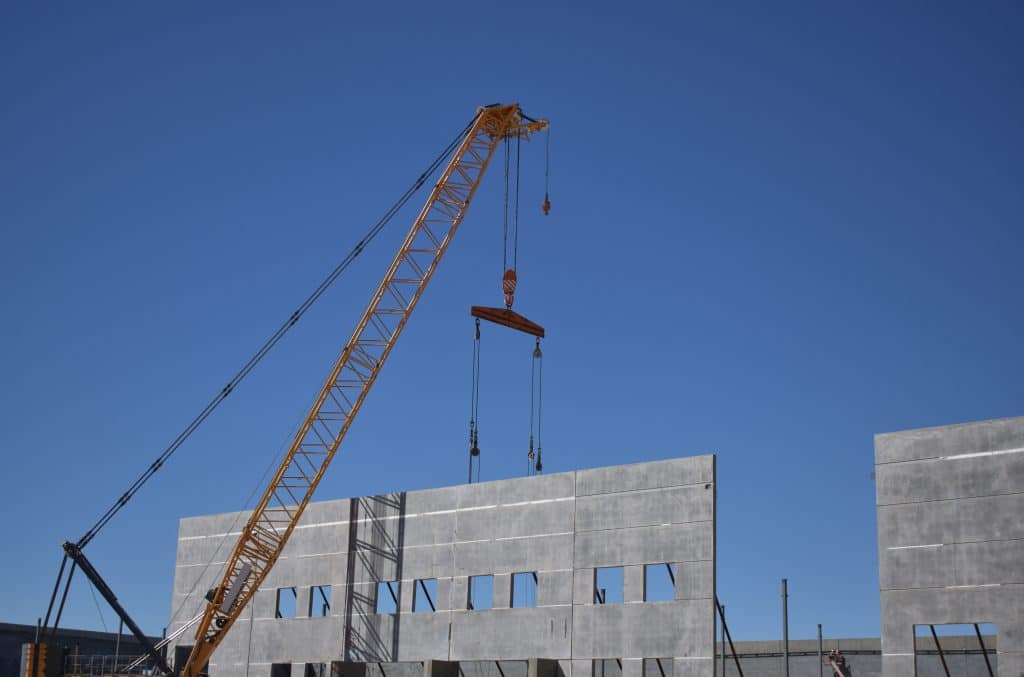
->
782, 579, 790, 677
817, 624, 823, 677
33, 618, 41, 677
114, 618, 123, 673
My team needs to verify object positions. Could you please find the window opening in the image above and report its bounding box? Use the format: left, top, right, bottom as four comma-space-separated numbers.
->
271, 664, 291, 677
275, 588, 297, 618
511, 572, 538, 608
414, 579, 438, 612
913, 623, 997, 677
643, 659, 673, 677
308, 585, 331, 617
593, 659, 622, 677
594, 567, 623, 604
305, 664, 327, 677
375, 580, 399, 614
468, 575, 493, 610
644, 563, 676, 602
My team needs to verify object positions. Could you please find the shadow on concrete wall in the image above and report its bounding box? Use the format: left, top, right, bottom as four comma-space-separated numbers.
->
344, 493, 407, 662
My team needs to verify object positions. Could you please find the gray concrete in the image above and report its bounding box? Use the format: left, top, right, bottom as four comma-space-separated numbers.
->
716, 636, 997, 677
168, 456, 716, 677
875, 416, 1024, 677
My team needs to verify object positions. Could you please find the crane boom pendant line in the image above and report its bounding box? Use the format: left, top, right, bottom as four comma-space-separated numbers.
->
183, 104, 548, 677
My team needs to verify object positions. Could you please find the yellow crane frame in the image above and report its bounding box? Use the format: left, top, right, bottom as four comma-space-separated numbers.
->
182, 103, 547, 677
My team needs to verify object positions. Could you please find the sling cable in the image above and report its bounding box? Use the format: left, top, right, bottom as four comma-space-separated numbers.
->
467, 125, 550, 482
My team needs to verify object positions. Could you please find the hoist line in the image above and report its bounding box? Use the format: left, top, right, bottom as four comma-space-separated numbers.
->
544, 126, 550, 191
514, 133, 521, 271
536, 343, 543, 472
529, 342, 536, 472
502, 136, 510, 272
468, 319, 481, 483
73, 113, 481, 551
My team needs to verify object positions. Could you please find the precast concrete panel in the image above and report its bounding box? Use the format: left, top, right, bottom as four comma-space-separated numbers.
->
875, 416, 1024, 677
168, 456, 716, 677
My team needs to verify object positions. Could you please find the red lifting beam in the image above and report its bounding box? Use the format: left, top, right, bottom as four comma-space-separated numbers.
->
470, 306, 545, 337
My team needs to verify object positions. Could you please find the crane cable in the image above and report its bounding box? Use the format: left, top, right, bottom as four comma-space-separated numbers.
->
528, 338, 543, 474
501, 134, 522, 309
467, 318, 481, 483
542, 125, 551, 215
65, 112, 481, 553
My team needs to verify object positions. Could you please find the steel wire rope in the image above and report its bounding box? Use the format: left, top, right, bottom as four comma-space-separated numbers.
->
513, 132, 521, 271
73, 113, 480, 551
535, 341, 543, 473
502, 136, 510, 272
165, 409, 308, 629
467, 319, 481, 484
87, 580, 109, 632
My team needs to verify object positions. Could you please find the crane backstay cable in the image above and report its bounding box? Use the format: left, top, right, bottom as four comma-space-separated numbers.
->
41, 112, 481, 648
180, 105, 549, 677
71, 113, 479, 552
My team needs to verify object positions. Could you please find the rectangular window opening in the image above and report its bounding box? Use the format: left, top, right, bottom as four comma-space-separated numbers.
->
271, 664, 291, 677
643, 658, 673, 677
511, 572, 538, 608
594, 566, 623, 604
308, 585, 332, 617
913, 622, 997, 677
593, 659, 622, 677
414, 578, 438, 613
644, 563, 677, 602
468, 574, 493, 610
305, 664, 327, 677
275, 587, 297, 618
375, 580, 399, 614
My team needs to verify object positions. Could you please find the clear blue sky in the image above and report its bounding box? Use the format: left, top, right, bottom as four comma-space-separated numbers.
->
2, 2, 1021, 644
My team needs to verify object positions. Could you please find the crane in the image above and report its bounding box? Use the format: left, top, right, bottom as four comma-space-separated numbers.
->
179, 103, 548, 677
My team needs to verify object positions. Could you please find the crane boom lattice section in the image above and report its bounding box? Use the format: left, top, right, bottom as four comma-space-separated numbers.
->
182, 104, 547, 677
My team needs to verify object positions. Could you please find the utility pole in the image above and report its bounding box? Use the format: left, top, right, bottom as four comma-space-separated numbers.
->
818, 624, 823, 677
782, 579, 790, 677
114, 618, 123, 672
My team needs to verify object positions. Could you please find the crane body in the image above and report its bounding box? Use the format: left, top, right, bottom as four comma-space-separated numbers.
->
181, 104, 547, 677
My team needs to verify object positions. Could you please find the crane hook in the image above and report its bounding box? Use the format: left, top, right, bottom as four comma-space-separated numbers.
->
502, 268, 517, 309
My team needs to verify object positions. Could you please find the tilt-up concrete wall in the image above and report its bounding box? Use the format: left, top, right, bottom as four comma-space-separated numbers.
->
875, 416, 1024, 677
168, 456, 716, 677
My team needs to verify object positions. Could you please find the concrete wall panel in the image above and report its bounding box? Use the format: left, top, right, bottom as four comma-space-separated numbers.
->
876, 453, 1024, 506
574, 523, 712, 569
876, 416, 1024, 677
575, 458, 713, 497
875, 416, 1024, 464
169, 455, 716, 677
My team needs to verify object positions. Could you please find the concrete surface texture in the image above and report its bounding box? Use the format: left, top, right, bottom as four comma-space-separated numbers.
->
875, 416, 1024, 677
168, 456, 717, 677
715, 636, 997, 677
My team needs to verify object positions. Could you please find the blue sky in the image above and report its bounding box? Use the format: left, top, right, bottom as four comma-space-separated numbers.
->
1, 2, 1021, 643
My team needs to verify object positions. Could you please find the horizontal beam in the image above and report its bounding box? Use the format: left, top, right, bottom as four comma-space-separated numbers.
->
471, 306, 545, 337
